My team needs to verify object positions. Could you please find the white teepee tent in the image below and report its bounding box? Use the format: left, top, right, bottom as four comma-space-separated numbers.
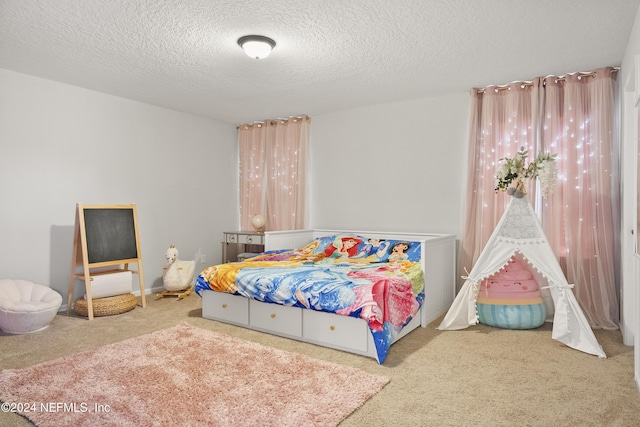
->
438, 195, 606, 358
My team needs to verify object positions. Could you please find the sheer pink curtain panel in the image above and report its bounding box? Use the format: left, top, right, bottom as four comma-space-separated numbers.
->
460, 82, 541, 277
238, 116, 310, 232
238, 124, 267, 231
264, 117, 309, 231
540, 68, 619, 329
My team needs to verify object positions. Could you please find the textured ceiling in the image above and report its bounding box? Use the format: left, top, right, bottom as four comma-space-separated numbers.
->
1, 0, 639, 124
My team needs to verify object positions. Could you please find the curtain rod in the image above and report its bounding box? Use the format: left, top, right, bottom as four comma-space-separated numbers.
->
476, 68, 619, 94
237, 115, 311, 130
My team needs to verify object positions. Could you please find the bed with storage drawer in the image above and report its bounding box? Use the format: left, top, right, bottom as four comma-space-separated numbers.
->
195, 229, 456, 363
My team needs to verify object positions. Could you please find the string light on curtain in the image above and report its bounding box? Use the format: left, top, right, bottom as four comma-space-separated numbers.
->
237, 35, 276, 59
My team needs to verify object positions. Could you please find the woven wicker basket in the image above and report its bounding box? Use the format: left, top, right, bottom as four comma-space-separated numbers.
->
74, 293, 138, 317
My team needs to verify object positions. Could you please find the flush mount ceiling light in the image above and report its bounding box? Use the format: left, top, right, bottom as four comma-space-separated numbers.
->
237, 35, 276, 59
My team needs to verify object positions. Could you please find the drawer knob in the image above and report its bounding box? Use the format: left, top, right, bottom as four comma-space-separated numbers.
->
329, 325, 335, 331
271, 313, 276, 319
222, 304, 227, 309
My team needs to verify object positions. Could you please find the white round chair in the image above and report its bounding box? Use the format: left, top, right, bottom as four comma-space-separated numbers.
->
0, 279, 62, 334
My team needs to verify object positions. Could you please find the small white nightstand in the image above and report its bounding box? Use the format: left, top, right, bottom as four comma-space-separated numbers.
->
221, 231, 265, 263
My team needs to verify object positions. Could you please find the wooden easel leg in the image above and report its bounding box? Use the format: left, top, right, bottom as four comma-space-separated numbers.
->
137, 260, 147, 308
85, 271, 94, 321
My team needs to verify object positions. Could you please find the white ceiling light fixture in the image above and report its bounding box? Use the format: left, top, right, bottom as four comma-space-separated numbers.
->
237, 35, 276, 59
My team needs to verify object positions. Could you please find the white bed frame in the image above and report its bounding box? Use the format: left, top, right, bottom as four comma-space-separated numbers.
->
200, 229, 456, 362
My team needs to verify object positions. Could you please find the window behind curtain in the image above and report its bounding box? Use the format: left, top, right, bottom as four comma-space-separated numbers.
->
238, 116, 310, 232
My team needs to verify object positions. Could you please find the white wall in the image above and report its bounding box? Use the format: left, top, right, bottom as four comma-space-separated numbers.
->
310, 93, 469, 237
0, 67, 469, 309
620, 5, 640, 391
0, 69, 238, 304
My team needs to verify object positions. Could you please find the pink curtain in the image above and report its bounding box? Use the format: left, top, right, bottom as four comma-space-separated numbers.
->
541, 68, 619, 329
463, 68, 619, 329
238, 116, 310, 232
238, 123, 267, 231
461, 81, 541, 274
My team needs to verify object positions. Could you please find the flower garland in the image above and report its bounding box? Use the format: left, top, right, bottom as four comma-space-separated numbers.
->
495, 146, 558, 198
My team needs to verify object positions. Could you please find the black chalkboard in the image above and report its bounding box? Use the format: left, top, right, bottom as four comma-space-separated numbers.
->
82, 207, 139, 265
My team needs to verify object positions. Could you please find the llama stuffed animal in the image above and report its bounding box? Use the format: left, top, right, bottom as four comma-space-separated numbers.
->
162, 245, 196, 292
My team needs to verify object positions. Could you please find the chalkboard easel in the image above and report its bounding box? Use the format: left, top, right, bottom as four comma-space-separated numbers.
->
67, 203, 146, 320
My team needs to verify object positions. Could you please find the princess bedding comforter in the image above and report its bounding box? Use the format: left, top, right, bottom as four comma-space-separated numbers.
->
195, 234, 425, 363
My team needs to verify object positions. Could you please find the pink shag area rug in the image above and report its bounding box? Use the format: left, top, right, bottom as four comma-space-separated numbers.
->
0, 323, 389, 426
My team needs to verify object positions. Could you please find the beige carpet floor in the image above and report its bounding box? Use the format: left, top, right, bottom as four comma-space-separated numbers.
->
1, 293, 639, 426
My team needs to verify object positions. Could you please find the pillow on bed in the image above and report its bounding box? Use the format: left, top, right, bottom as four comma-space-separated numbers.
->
381, 240, 421, 262
308, 235, 421, 263
354, 238, 421, 263
313, 234, 367, 259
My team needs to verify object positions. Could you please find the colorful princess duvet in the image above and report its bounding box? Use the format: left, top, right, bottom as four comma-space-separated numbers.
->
195, 234, 425, 363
